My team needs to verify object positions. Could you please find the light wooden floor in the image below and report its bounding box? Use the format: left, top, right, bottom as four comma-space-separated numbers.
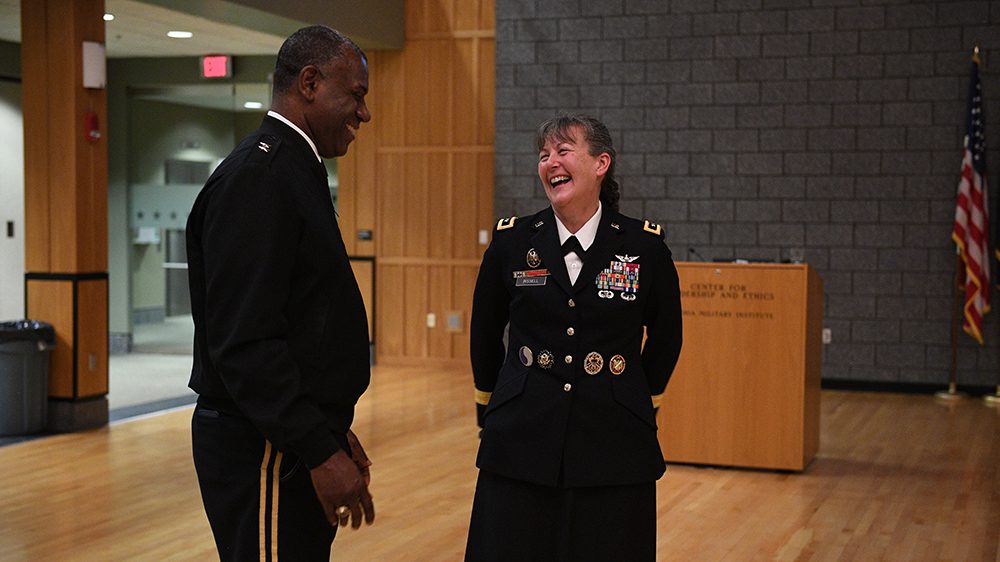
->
1, 366, 997, 561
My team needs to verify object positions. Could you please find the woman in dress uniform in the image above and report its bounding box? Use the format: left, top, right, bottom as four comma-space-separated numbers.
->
466, 114, 683, 561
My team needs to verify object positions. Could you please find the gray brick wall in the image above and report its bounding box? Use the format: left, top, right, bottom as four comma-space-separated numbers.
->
495, 0, 1000, 387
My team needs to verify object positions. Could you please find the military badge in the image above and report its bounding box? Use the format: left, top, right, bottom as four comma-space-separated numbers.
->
537, 350, 554, 369
595, 260, 640, 300
584, 352, 604, 375
497, 217, 517, 230
526, 248, 541, 268
609, 354, 625, 375
519, 346, 533, 367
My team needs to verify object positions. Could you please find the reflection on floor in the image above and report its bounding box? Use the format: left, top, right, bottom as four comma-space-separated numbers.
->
110, 314, 195, 417
0, 316, 196, 447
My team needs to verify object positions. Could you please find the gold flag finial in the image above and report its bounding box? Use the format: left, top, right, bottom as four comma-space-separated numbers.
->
973, 43, 980, 64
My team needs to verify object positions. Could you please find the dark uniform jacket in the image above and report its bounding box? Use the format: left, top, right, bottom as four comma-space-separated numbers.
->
186, 116, 370, 469
470, 206, 683, 488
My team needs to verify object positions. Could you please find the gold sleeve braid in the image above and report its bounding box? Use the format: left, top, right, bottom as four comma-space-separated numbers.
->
475, 389, 492, 406
651, 393, 664, 409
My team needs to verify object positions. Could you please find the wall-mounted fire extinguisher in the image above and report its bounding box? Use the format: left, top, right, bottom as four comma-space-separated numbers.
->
84, 111, 100, 142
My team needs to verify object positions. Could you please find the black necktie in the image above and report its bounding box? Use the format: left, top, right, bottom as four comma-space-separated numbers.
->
562, 236, 586, 258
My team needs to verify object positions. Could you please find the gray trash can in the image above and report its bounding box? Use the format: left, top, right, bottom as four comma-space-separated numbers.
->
0, 320, 56, 436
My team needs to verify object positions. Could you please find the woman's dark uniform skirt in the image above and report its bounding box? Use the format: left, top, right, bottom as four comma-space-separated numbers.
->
465, 470, 656, 561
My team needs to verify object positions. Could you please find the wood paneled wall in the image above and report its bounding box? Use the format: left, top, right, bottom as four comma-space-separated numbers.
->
339, 0, 495, 364
21, 0, 110, 413
22, 0, 108, 274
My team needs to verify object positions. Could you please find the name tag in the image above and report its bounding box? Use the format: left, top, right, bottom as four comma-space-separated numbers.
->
516, 277, 547, 287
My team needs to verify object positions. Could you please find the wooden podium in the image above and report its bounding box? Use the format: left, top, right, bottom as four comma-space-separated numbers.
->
657, 263, 823, 471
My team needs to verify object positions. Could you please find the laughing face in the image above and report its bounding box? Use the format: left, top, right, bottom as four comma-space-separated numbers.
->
537, 126, 610, 217
304, 48, 371, 158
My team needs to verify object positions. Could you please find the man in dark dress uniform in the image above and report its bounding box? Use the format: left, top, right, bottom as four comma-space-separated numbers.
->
467, 115, 683, 561
186, 26, 374, 561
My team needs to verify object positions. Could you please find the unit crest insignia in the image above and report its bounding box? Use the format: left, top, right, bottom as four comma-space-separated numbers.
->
584, 352, 604, 375
526, 248, 542, 268
609, 355, 626, 375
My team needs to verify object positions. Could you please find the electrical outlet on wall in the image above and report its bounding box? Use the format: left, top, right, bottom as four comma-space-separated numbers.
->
445, 310, 464, 333
822, 328, 832, 344
426, 313, 437, 328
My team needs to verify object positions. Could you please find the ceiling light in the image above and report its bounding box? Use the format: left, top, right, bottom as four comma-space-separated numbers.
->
167, 31, 193, 39
243, 102, 263, 110
103, 13, 114, 21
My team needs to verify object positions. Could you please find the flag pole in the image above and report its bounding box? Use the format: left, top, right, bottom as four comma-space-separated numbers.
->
937, 251, 967, 400
974, 41, 1000, 408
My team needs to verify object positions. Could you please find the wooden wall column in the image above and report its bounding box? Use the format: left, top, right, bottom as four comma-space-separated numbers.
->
339, 0, 495, 366
21, 0, 109, 431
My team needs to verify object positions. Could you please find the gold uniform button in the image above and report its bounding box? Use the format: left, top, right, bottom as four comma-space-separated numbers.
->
568, 299, 576, 308
564, 355, 573, 364
563, 383, 572, 392
566, 327, 575, 336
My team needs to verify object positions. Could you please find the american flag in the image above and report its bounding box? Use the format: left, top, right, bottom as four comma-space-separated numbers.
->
952, 47, 990, 344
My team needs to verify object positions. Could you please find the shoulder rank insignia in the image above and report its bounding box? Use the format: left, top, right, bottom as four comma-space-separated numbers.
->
256, 134, 280, 154
497, 217, 517, 231
643, 220, 663, 236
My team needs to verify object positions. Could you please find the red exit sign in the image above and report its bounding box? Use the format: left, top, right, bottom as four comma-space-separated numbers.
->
200, 55, 231, 79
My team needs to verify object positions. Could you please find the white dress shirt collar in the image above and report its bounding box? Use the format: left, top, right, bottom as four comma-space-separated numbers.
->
554, 202, 602, 251
267, 110, 321, 163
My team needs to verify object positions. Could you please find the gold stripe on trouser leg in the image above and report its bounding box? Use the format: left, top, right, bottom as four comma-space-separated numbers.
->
271, 450, 282, 561
259, 441, 271, 562
258, 442, 282, 562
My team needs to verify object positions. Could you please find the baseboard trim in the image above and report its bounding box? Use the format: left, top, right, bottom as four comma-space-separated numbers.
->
821, 379, 995, 396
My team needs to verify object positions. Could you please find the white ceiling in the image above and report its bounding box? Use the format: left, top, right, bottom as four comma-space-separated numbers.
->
0, 0, 285, 111
0, 0, 404, 112
0, 0, 286, 58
